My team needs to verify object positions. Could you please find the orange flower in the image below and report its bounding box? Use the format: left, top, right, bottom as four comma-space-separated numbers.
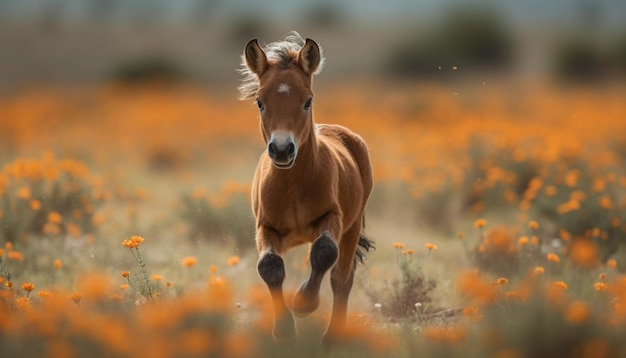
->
424, 243, 437, 251
29, 199, 42, 210
182, 256, 197, 267
68, 292, 83, 304
607, 259, 617, 269
401, 249, 414, 255
227, 255, 240, 266
120, 284, 129, 290
392, 242, 405, 249
122, 235, 144, 249
48, 211, 63, 224
594, 282, 608, 291
22, 282, 35, 292
16, 186, 31, 199
496, 277, 509, 286
518, 236, 529, 246
528, 220, 539, 230
553, 281, 568, 290
569, 239, 598, 268
8, 251, 24, 261
151, 274, 163, 281
209, 265, 218, 274
53, 259, 63, 269
474, 219, 487, 229
533, 266, 545, 275
37, 290, 52, 298
564, 300, 590, 324
121, 271, 130, 278
547, 253, 560, 263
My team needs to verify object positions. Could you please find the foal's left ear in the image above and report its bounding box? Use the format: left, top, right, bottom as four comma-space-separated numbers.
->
297, 38, 321, 75
244, 38, 269, 77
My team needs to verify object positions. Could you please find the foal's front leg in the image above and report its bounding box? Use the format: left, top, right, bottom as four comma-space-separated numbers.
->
292, 214, 341, 317
256, 227, 296, 342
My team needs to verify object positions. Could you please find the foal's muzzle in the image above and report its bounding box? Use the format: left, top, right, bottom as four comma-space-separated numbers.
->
268, 132, 297, 169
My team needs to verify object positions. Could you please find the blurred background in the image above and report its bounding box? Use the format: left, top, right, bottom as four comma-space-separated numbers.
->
1, 0, 625, 89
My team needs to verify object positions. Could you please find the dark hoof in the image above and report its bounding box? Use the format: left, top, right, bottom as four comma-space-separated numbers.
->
310, 233, 338, 272
292, 281, 320, 317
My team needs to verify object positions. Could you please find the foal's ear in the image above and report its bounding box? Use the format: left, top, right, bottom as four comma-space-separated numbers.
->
297, 38, 321, 75
244, 39, 268, 77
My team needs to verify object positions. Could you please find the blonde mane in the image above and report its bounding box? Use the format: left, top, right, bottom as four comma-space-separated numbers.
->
238, 31, 325, 100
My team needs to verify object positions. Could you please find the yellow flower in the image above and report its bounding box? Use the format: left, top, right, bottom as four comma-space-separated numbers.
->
227, 255, 240, 266
594, 282, 608, 291
474, 219, 487, 229
547, 253, 560, 263
22, 282, 35, 292
122, 235, 144, 249
607, 259, 617, 269
528, 220, 539, 230
392, 242, 405, 249
424, 243, 437, 251
182, 256, 197, 268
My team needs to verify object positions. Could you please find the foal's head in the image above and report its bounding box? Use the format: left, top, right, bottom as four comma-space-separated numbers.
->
240, 33, 323, 169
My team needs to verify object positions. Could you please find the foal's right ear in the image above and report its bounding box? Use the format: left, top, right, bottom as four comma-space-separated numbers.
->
244, 39, 268, 77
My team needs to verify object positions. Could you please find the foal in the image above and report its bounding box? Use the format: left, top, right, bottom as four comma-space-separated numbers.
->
238, 32, 373, 343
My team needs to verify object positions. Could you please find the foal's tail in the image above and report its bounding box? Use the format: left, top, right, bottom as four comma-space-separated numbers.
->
354, 216, 375, 265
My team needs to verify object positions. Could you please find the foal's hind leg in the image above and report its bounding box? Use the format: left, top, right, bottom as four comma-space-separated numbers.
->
323, 220, 361, 344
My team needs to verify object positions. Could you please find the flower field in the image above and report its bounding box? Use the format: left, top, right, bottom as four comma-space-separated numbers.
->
1, 81, 626, 357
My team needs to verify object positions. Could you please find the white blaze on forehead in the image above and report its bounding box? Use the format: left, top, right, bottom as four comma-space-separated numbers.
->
277, 83, 290, 94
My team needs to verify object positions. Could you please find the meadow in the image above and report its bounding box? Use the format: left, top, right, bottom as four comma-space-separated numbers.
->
1, 80, 626, 357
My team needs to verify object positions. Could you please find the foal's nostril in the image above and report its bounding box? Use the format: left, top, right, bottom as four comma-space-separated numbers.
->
268, 142, 278, 159
286, 142, 295, 157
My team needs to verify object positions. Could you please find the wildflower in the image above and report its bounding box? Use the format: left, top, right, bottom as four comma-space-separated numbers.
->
120, 284, 129, 290
37, 291, 52, 298
8, 251, 24, 261
16, 186, 31, 199
182, 256, 197, 267
53, 259, 63, 269
122, 235, 144, 249
496, 277, 509, 286
209, 265, 218, 274
462, 306, 478, 316
48, 211, 63, 224
68, 292, 83, 304
474, 219, 487, 229
29, 199, 41, 210
151, 274, 163, 281
0, 248, 4, 257
15, 297, 30, 306
607, 259, 617, 269
401, 249, 414, 255
424, 243, 437, 251
518, 236, 529, 246
392, 242, 405, 249
121, 271, 130, 278
598, 273, 606, 280
22, 282, 35, 292
569, 239, 598, 268
534, 266, 545, 275
547, 253, 560, 263
227, 255, 240, 266
594, 282, 608, 291
564, 300, 590, 324
5, 242, 12, 250
528, 220, 539, 230
553, 281, 568, 290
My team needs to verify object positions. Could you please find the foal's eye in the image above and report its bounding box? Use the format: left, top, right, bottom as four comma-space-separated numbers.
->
303, 98, 312, 111
256, 99, 264, 111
